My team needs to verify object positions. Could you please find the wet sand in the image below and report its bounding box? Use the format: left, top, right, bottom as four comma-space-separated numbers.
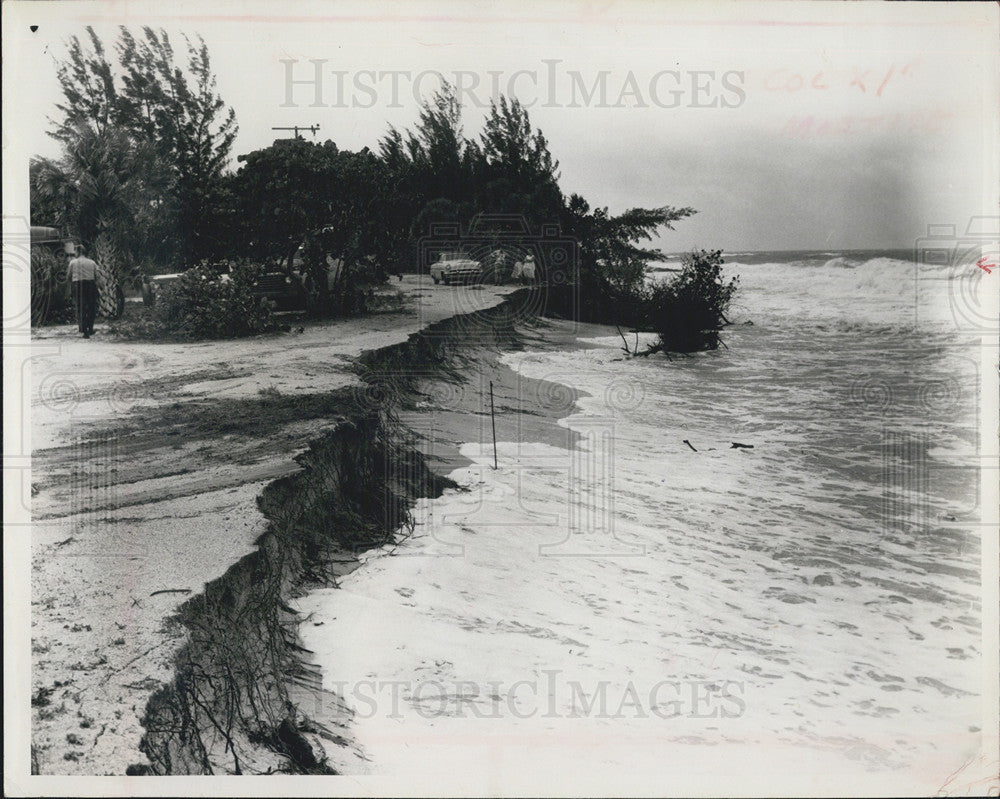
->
397, 318, 615, 475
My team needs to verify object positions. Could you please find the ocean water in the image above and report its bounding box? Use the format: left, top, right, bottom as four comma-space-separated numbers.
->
296, 253, 995, 791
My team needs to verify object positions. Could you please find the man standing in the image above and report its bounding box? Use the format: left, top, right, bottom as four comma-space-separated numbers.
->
67, 244, 98, 338
520, 254, 536, 284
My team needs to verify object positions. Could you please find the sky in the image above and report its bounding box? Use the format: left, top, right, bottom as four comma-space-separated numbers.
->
4, 0, 998, 252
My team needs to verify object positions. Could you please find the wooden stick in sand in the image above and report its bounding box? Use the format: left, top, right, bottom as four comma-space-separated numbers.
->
490, 380, 498, 470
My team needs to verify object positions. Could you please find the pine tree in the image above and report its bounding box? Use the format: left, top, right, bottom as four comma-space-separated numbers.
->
117, 28, 238, 262
50, 27, 118, 143
479, 95, 560, 191
403, 83, 474, 212
475, 95, 564, 229
49, 26, 238, 264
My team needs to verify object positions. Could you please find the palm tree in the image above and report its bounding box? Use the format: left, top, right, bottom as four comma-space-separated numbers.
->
30, 123, 176, 319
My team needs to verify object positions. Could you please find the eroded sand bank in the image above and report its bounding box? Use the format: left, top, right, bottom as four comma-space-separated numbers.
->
28, 277, 519, 774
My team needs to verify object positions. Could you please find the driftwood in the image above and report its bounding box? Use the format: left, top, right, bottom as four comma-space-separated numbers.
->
730, 442, 754, 449
150, 588, 193, 597
682, 439, 698, 452
615, 324, 631, 354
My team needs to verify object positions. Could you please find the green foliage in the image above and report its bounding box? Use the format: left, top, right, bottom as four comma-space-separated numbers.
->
409, 84, 468, 203
379, 87, 566, 249
233, 138, 343, 269
233, 139, 390, 277
31, 125, 175, 293
50, 27, 117, 139
475, 95, 563, 224
374, 86, 718, 347
378, 84, 476, 249
479, 95, 559, 188
641, 249, 739, 353
49, 26, 238, 264
549, 194, 697, 326
29, 121, 173, 319
155, 262, 276, 339
564, 196, 695, 296
42, 37, 729, 344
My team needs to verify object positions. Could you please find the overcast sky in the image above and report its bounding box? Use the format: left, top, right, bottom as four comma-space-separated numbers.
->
5, 0, 997, 252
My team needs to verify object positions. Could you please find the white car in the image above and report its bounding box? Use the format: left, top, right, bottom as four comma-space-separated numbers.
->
429, 252, 482, 285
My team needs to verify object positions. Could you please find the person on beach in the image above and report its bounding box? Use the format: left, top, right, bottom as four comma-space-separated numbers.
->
67, 244, 98, 338
520, 254, 536, 284
511, 253, 537, 284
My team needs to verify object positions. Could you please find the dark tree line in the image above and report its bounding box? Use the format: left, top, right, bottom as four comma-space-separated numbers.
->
31, 28, 735, 349
43, 26, 237, 264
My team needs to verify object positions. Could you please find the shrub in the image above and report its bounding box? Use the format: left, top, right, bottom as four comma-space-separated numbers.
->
641, 249, 738, 353
155, 261, 276, 339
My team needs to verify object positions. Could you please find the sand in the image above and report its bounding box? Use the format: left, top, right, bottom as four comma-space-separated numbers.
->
26, 277, 518, 775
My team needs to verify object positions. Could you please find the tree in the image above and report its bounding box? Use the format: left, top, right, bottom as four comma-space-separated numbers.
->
49, 26, 238, 264
378, 90, 568, 275
370, 85, 726, 349
317, 147, 389, 271
31, 123, 175, 317
232, 138, 392, 315
380, 84, 479, 242
117, 28, 237, 262
480, 96, 558, 186
407, 83, 469, 205
475, 96, 563, 225
233, 138, 343, 269
558, 193, 696, 325
50, 27, 118, 143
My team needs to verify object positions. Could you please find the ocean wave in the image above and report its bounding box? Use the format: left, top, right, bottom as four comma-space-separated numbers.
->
822, 256, 862, 270
714, 253, 971, 330
292, 283, 982, 785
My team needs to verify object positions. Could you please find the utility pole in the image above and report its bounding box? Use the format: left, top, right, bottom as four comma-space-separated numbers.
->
271, 124, 321, 139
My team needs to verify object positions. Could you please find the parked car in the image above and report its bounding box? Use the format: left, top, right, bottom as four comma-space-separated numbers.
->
29, 226, 76, 324
429, 252, 482, 285
145, 271, 182, 305
251, 269, 308, 312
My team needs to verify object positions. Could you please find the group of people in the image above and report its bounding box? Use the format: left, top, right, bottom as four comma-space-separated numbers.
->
510, 253, 537, 284
487, 249, 537, 284
65, 244, 99, 338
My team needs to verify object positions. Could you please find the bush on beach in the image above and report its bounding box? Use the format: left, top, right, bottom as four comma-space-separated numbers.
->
639, 249, 738, 353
